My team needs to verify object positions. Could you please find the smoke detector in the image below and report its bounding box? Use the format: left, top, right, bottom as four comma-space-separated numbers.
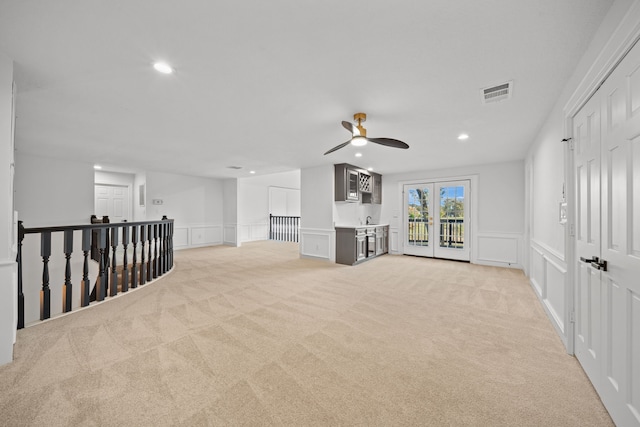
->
481, 81, 513, 104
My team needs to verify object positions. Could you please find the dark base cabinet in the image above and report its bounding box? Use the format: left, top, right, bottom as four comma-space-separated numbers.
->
335, 225, 389, 265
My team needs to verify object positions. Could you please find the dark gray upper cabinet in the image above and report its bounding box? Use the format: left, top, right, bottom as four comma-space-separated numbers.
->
335, 164, 381, 203
362, 172, 382, 204
334, 163, 360, 202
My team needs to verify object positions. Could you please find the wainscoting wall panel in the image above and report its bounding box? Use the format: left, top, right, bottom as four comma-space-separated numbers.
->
191, 226, 222, 247
389, 227, 400, 254
475, 232, 523, 268
223, 224, 238, 247
300, 228, 334, 261
239, 222, 269, 243
173, 227, 190, 249
174, 225, 223, 250
530, 239, 569, 348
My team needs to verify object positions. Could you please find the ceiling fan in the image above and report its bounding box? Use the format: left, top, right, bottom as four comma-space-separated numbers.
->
324, 112, 409, 155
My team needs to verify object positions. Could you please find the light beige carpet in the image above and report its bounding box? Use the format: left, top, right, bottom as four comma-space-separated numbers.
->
0, 241, 613, 426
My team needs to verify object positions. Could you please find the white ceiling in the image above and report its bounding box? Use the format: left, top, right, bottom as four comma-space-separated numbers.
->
0, 0, 613, 178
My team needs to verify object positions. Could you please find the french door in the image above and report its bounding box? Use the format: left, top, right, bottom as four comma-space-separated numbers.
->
403, 180, 470, 261
573, 39, 640, 426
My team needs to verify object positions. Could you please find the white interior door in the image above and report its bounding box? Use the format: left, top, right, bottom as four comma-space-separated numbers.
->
574, 87, 602, 390
95, 184, 130, 223
573, 39, 640, 427
597, 39, 640, 426
403, 180, 470, 261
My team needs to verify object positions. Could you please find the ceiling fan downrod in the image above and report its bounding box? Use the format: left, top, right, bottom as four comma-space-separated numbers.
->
354, 112, 367, 137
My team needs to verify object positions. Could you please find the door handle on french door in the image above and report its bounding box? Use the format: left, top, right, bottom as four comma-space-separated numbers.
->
591, 259, 607, 271
580, 256, 608, 271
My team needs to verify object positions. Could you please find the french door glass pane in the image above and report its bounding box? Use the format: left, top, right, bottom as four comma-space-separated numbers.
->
439, 185, 464, 249
407, 187, 430, 246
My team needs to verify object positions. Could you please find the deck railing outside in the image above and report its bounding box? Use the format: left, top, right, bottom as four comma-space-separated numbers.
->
408, 218, 464, 248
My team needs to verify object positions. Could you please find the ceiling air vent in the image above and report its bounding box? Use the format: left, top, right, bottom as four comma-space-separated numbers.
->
227, 166, 243, 170
481, 81, 513, 104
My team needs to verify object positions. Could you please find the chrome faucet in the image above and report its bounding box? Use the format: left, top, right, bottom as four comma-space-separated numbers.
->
366, 216, 372, 225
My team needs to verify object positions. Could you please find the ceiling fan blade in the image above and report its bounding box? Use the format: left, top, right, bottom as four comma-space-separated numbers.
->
368, 137, 409, 149
324, 140, 352, 155
341, 121, 360, 136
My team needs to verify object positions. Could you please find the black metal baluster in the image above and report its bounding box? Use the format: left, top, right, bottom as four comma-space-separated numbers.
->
153, 224, 159, 279
16, 221, 25, 329
40, 232, 51, 320
146, 224, 153, 281
63, 230, 73, 313
110, 227, 119, 297
97, 228, 107, 301
131, 225, 138, 289
81, 229, 91, 307
140, 225, 147, 285
121, 225, 129, 293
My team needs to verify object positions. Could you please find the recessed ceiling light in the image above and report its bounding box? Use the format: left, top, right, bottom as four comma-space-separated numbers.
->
93, 165, 102, 170
458, 133, 469, 140
355, 153, 363, 157
153, 62, 174, 74
249, 170, 256, 174
367, 167, 373, 171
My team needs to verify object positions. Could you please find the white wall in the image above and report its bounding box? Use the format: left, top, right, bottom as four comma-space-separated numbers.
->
145, 170, 224, 249
333, 200, 381, 227
525, 0, 638, 351
382, 160, 525, 268
14, 152, 94, 227
94, 170, 134, 187
300, 165, 335, 261
133, 172, 146, 221
0, 51, 16, 365
223, 178, 238, 246
237, 170, 300, 243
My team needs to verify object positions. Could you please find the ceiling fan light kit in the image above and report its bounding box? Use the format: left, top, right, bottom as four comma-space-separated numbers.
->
351, 136, 367, 146
324, 112, 409, 155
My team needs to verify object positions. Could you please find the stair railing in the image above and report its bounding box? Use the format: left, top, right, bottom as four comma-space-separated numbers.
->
269, 214, 300, 242
16, 216, 174, 329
